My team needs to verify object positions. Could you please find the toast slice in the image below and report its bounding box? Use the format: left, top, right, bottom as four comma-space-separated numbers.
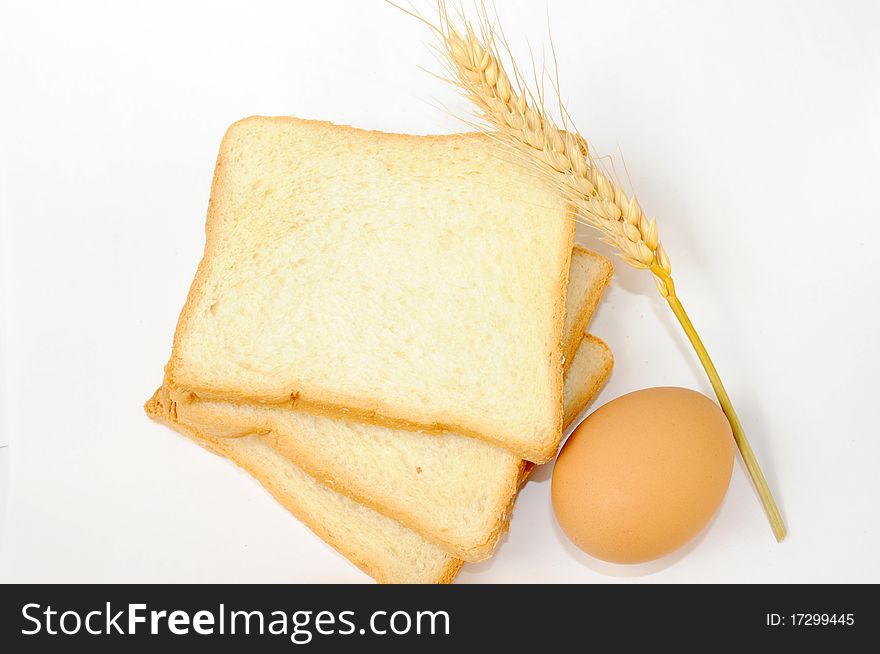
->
169, 250, 612, 561
165, 118, 576, 462
146, 336, 612, 583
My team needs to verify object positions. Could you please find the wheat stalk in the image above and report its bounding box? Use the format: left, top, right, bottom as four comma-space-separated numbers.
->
393, 0, 785, 541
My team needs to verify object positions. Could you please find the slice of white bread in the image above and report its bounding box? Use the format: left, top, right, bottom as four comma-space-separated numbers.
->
145, 335, 612, 583
165, 117, 576, 462
169, 250, 612, 561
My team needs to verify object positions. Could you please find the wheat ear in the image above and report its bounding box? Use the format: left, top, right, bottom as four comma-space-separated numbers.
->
409, 0, 785, 541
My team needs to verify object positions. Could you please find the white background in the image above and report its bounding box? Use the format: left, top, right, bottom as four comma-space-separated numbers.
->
0, 0, 878, 583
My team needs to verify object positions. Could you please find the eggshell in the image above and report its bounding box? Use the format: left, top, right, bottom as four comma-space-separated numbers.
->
551, 387, 734, 564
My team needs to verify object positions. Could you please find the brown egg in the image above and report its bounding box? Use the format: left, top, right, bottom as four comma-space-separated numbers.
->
552, 387, 734, 564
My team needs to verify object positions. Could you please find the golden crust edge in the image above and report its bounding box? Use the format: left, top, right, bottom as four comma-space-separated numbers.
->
519, 334, 614, 484
563, 247, 614, 368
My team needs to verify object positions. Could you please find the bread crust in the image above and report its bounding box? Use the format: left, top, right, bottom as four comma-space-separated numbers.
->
165, 116, 575, 463
563, 247, 614, 369
145, 388, 460, 584
519, 334, 615, 486
562, 334, 615, 432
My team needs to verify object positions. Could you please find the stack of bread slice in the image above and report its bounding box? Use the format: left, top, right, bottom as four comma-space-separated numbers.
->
145, 117, 613, 582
